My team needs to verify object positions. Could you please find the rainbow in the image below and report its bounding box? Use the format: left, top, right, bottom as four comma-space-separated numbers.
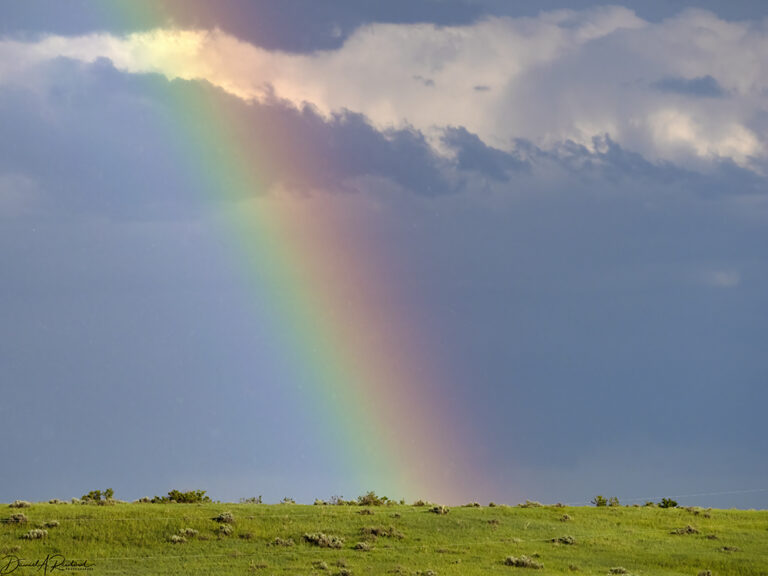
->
85, 1, 492, 502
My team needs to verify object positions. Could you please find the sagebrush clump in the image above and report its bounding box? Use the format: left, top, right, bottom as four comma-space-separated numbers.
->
504, 555, 543, 569
179, 528, 199, 537
9, 501, 31, 509
671, 525, 699, 535
5, 513, 28, 524
360, 525, 403, 539
21, 529, 48, 540
303, 533, 344, 549
271, 537, 294, 547
213, 512, 235, 524
430, 505, 449, 515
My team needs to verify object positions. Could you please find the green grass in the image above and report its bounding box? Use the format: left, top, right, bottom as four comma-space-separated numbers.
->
1, 502, 766, 575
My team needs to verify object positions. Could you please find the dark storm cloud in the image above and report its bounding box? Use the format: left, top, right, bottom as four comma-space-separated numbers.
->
652, 75, 727, 98
442, 127, 528, 181
0, 0, 480, 51
4, 1, 767, 54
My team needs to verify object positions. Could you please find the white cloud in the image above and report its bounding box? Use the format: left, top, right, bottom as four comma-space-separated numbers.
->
1, 7, 766, 171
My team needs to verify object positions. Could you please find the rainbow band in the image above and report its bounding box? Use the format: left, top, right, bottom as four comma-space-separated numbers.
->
88, 1, 492, 502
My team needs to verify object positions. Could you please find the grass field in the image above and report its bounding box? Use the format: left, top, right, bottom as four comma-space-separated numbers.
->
1, 500, 766, 575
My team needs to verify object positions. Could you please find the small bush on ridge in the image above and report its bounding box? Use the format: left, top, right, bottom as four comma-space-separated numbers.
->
592, 495, 608, 507
358, 491, 388, 506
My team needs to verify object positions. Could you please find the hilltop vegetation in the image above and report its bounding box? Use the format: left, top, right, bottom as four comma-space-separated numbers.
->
1, 495, 766, 575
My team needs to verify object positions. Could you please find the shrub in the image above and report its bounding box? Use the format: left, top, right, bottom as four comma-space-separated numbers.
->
313, 561, 329, 570
608, 497, 620, 507
358, 509, 374, 515
489, 502, 497, 507
179, 528, 199, 538
413, 500, 432, 507
659, 498, 678, 509
48, 499, 63, 505
135, 497, 151, 503
698, 571, 712, 576
591, 495, 608, 507
240, 496, 262, 504
6, 513, 28, 524
169, 535, 186, 544
430, 505, 449, 515
82, 489, 115, 504
518, 500, 542, 508
303, 533, 344, 549
560, 514, 572, 522
43, 521, 59, 529
609, 568, 629, 574
464, 502, 481, 507
281, 497, 296, 504
504, 555, 543, 569
271, 537, 294, 546
21, 529, 48, 540
213, 512, 235, 524
358, 491, 388, 506
360, 526, 403, 539
338, 569, 353, 576
155, 489, 210, 504
315, 499, 328, 505
644, 501, 655, 507
217, 525, 233, 536
354, 541, 373, 551
551, 535, 575, 545
9, 501, 31, 509
671, 525, 699, 535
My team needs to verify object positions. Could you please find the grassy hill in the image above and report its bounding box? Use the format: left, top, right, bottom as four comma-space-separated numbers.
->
1, 499, 766, 575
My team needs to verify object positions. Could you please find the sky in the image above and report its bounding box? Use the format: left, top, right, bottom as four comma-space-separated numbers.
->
1, 0, 766, 508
